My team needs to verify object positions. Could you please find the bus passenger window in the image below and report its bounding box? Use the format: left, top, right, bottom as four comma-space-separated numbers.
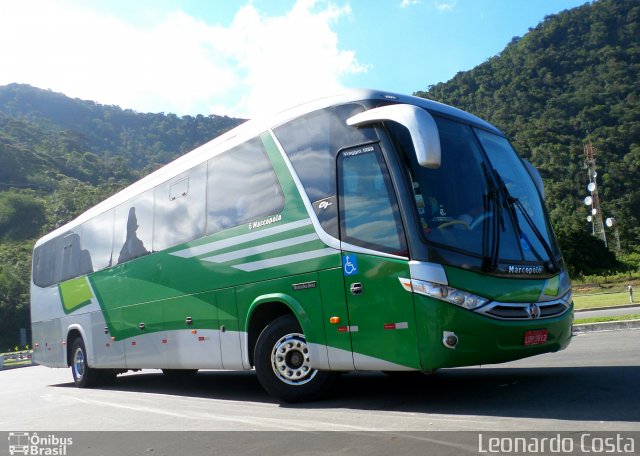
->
169, 178, 189, 201
113, 190, 154, 264
206, 137, 283, 234
60, 232, 83, 281
153, 163, 207, 251
273, 103, 377, 238
32, 240, 56, 287
80, 210, 114, 272
117, 208, 149, 263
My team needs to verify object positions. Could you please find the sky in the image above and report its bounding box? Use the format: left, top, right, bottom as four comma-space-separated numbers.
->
0, 0, 589, 119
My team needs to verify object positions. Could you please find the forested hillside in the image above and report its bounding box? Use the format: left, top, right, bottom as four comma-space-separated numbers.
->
0, 85, 243, 349
416, 0, 639, 272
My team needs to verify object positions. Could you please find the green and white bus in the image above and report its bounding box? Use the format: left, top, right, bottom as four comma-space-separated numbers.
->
31, 89, 573, 402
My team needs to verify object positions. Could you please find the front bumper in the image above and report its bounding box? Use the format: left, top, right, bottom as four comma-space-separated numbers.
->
414, 294, 574, 370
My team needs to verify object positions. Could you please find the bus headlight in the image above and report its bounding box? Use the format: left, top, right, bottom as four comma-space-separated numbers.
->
411, 279, 490, 310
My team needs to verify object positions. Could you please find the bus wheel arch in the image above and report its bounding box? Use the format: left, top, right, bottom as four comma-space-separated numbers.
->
246, 298, 298, 367
66, 328, 84, 368
253, 314, 337, 402
69, 335, 101, 387
66, 328, 115, 387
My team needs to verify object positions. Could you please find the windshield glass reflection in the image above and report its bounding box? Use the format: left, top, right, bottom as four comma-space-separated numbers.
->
397, 114, 558, 265
475, 129, 560, 261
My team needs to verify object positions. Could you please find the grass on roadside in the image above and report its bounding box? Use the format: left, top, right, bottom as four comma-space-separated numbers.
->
574, 313, 640, 325
572, 291, 635, 310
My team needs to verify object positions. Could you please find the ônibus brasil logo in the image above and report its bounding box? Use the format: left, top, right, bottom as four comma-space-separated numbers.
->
8, 432, 73, 456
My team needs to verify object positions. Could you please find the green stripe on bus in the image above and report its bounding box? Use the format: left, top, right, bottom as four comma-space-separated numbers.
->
59, 276, 94, 314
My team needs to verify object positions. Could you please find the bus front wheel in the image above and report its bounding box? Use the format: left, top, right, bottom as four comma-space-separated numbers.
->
254, 314, 336, 403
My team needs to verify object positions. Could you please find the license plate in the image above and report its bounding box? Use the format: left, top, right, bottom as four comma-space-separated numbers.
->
524, 329, 548, 346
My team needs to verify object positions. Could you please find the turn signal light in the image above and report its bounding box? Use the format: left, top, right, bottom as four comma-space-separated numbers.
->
329, 316, 341, 324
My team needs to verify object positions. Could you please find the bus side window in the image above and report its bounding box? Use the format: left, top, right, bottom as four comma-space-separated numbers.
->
153, 163, 207, 251
80, 209, 114, 273
113, 190, 154, 264
206, 137, 283, 234
60, 232, 83, 282
338, 144, 408, 256
33, 240, 56, 287
273, 103, 377, 238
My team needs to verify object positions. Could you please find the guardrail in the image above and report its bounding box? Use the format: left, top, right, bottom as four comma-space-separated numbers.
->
0, 350, 33, 369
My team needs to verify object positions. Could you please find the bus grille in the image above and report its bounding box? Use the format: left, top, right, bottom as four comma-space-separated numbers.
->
478, 298, 571, 321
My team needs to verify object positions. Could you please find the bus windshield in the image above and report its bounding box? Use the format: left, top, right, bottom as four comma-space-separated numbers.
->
399, 115, 558, 266
474, 129, 560, 262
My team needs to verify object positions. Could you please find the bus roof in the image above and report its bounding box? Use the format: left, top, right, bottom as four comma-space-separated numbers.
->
35, 89, 503, 247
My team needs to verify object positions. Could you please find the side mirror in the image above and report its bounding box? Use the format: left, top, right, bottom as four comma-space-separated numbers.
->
522, 158, 545, 200
346, 104, 441, 169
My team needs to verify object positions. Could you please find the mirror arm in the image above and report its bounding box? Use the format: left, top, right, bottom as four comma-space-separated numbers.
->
521, 158, 545, 200
346, 104, 441, 169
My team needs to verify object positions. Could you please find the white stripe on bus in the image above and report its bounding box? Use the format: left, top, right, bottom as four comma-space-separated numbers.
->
201, 233, 319, 264
170, 219, 312, 259
232, 248, 338, 272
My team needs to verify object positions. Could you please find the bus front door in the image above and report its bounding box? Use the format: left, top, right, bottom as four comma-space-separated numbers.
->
337, 144, 421, 371
341, 251, 420, 370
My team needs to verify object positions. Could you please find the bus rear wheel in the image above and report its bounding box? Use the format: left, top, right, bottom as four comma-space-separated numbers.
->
254, 314, 336, 403
70, 337, 101, 388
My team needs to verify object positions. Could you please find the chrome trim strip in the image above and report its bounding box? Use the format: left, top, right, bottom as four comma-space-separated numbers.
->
409, 261, 448, 285
339, 241, 409, 260
475, 291, 572, 321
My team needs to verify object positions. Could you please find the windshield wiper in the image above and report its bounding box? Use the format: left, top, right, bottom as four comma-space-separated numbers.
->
481, 163, 503, 272
494, 171, 560, 273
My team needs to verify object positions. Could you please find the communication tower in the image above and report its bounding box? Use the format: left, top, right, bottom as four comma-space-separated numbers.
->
583, 141, 607, 246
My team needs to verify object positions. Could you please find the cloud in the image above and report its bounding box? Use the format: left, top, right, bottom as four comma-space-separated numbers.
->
434, 1, 456, 12
0, 0, 366, 118
208, 0, 368, 118
400, 0, 421, 8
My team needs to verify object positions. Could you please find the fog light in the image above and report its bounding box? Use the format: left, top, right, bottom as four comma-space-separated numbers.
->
443, 331, 458, 349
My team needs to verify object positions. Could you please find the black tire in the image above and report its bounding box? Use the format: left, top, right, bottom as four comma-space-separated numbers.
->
98, 369, 118, 385
383, 369, 438, 377
383, 369, 438, 383
70, 337, 101, 388
254, 314, 337, 403
162, 369, 199, 376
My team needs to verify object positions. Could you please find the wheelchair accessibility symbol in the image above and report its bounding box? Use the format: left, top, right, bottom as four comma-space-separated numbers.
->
342, 255, 358, 276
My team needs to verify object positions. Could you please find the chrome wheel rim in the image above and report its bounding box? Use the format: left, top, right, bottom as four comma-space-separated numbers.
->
271, 333, 317, 385
73, 347, 85, 380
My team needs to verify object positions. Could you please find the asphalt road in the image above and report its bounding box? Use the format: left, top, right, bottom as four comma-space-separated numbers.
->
1, 329, 639, 433
576, 304, 640, 319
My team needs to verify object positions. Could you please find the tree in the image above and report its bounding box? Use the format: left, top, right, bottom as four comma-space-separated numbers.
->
0, 191, 46, 241
556, 227, 618, 276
